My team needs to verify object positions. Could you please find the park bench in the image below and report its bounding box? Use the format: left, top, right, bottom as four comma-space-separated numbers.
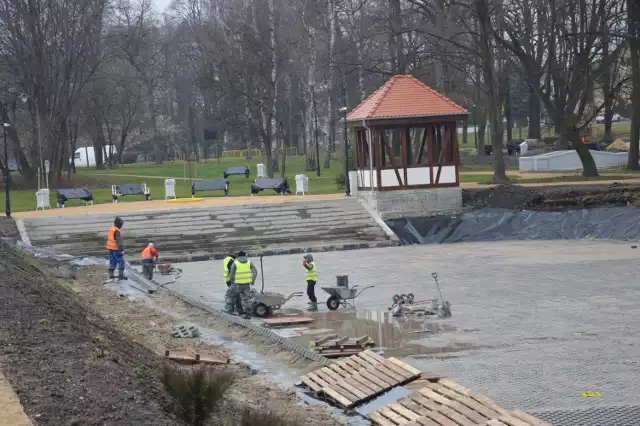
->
224, 166, 250, 179
111, 183, 151, 203
251, 178, 291, 195
56, 188, 94, 208
192, 179, 230, 197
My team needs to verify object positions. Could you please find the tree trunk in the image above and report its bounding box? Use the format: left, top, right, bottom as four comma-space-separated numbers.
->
145, 83, 162, 164
629, 0, 640, 169
475, 0, 508, 182
527, 84, 541, 139
462, 122, 468, 145
477, 120, 486, 152
570, 128, 599, 177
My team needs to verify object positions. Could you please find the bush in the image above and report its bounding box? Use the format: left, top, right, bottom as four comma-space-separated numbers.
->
162, 365, 235, 426
238, 406, 301, 426
121, 151, 138, 164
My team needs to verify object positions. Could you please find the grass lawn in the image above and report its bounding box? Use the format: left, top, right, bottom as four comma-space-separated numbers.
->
2, 156, 347, 212
458, 121, 632, 147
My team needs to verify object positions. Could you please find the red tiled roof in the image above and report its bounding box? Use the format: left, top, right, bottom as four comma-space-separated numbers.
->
346, 75, 468, 122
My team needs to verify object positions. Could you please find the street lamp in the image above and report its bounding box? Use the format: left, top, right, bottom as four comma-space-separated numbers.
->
338, 106, 350, 196
3, 121, 10, 217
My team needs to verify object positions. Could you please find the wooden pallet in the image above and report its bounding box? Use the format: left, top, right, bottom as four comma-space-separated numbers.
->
164, 350, 229, 365
312, 334, 376, 357
369, 378, 551, 426
299, 350, 422, 408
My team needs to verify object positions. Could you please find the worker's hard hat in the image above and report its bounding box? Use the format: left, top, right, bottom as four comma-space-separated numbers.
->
114, 217, 124, 227
148, 243, 154, 248
304, 253, 313, 262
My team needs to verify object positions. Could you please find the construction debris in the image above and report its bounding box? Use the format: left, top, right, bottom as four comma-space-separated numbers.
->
310, 334, 376, 358
261, 316, 314, 326
171, 325, 200, 338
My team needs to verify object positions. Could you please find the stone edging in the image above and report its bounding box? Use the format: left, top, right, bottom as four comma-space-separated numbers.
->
128, 240, 400, 265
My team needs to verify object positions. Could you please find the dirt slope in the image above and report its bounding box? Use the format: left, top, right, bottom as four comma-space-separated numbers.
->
0, 241, 181, 426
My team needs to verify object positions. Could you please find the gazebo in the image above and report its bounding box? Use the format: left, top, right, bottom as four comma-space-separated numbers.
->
346, 75, 468, 219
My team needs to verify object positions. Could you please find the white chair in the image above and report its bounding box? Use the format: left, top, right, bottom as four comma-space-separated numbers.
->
164, 179, 176, 200
295, 174, 309, 195
257, 163, 266, 178
36, 188, 51, 210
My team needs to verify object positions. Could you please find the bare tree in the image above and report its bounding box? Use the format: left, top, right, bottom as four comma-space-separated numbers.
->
629, 0, 640, 169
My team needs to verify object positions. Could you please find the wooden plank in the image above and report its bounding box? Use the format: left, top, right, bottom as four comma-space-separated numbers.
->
425, 383, 489, 423
362, 349, 386, 362
388, 357, 423, 377
357, 353, 406, 383
356, 335, 372, 345
328, 363, 352, 378
380, 132, 404, 186
378, 407, 411, 425
361, 369, 394, 389
408, 393, 442, 412
350, 354, 374, 369
317, 349, 364, 358
336, 379, 369, 401
438, 379, 510, 416
321, 367, 344, 383
369, 411, 398, 426
365, 365, 402, 386
388, 404, 422, 421
164, 351, 228, 365
314, 333, 338, 345
321, 386, 354, 408
343, 358, 365, 372
483, 420, 508, 426
509, 411, 549, 426
436, 406, 476, 426
457, 396, 502, 419
413, 418, 439, 426
334, 359, 357, 374
497, 415, 533, 426
307, 372, 332, 389
383, 360, 417, 380
421, 411, 460, 426
400, 398, 432, 416
447, 401, 488, 424
300, 375, 323, 393
350, 374, 384, 395
418, 388, 451, 405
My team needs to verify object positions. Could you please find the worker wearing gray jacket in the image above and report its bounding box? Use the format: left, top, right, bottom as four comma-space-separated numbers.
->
225, 250, 258, 319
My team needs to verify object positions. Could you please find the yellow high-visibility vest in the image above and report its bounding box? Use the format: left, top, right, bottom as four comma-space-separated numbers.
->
223, 256, 234, 281
306, 262, 318, 281
234, 261, 253, 284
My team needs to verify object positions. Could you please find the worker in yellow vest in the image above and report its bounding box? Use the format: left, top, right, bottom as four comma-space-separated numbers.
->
225, 250, 257, 319
303, 254, 318, 311
106, 217, 126, 280
223, 250, 242, 314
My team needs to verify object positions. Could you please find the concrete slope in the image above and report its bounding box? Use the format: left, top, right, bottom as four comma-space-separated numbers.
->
20, 198, 398, 262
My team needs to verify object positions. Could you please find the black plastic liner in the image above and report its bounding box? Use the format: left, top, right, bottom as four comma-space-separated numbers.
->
386, 207, 640, 245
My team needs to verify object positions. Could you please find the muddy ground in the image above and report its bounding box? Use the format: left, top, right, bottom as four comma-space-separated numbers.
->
462, 182, 640, 210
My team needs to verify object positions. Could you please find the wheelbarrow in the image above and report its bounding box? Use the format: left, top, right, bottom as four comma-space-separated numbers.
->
248, 288, 303, 318
321, 285, 375, 310
247, 255, 303, 317
389, 272, 452, 318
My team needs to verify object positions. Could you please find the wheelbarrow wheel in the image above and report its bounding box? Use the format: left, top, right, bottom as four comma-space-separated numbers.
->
253, 303, 270, 318
327, 296, 341, 311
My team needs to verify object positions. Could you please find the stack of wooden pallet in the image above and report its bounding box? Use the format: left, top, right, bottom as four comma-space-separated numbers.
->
369, 379, 551, 426
299, 350, 422, 408
311, 334, 376, 358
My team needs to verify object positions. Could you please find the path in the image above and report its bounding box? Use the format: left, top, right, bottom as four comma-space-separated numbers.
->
0, 373, 32, 426
461, 177, 640, 188
13, 194, 344, 219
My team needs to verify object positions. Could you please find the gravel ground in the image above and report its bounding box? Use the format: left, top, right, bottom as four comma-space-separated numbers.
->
169, 240, 640, 415
0, 217, 19, 238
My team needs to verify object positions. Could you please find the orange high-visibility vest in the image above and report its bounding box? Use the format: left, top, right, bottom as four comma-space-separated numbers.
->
106, 226, 122, 251
141, 247, 155, 260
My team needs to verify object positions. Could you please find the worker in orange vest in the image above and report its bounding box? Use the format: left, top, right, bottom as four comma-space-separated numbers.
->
141, 243, 160, 280
106, 217, 126, 280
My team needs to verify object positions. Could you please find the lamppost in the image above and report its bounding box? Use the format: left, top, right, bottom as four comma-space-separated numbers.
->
473, 104, 478, 149
3, 83, 11, 217
338, 106, 350, 196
